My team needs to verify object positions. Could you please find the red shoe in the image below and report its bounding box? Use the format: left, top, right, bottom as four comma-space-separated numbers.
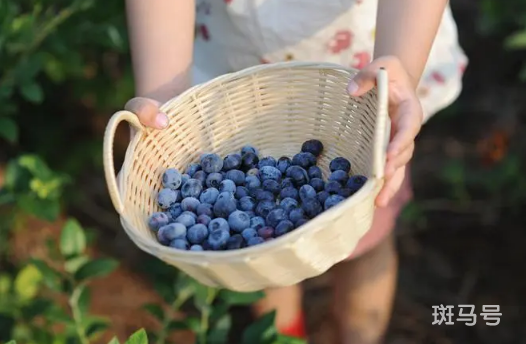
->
278, 311, 307, 339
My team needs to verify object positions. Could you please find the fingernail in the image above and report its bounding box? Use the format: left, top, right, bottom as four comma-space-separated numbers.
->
155, 113, 168, 128
347, 80, 359, 95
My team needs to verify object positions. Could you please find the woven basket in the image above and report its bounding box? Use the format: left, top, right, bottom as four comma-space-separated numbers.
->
103, 61, 389, 292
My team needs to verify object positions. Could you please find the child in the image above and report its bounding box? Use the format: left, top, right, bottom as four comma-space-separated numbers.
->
122, 0, 467, 342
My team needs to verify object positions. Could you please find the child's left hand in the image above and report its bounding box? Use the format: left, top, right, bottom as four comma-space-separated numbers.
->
347, 56, 423, 207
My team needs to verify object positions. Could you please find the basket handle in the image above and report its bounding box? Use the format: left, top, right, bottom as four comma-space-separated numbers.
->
103, 110, 145, 215
372, 68, 389, 180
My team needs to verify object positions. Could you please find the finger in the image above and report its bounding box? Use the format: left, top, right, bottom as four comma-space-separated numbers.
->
387, 96, 422, 158
376, 166, 406, 207
384, 143, 414, 178
124, 97, 168, 129
347, 56, 402, 96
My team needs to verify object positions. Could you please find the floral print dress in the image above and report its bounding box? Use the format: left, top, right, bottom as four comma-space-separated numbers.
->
192, 0, 468, 123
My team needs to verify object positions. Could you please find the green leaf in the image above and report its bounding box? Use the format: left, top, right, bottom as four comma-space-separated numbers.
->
16, 194, 60, 221
64, 255, 90, 273
21, 297, 53, 320
208, 314, 232, 344
167, 320, 190, 331
505, 30, 526, 50
241, 311, 278, 344
85, 317, 110, 339
77, 285, 91, 315
142, 303, 164, 322
30, 259, 62, 291
185, 317, 201, 333
219, 290, 265, 306
14, 264, 42, 301
19, 82, 43, 103
0, 117, 18, 143
74, 258, 119, 282
276, 334, 308, 344
6, 340, 17, 344
60, 218, 86, 257
107, 337, 120, 344
124, 328, 148, 344
0, 274, 12, 295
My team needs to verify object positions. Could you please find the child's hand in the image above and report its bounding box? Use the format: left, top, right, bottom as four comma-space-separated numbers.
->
124, 97, 169, 130
347, 56, 423, 208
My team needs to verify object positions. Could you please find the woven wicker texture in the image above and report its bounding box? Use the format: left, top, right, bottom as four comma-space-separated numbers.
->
103, 62, 389, 292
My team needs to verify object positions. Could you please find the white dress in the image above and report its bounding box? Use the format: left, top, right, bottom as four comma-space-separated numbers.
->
192, 0, 468, 123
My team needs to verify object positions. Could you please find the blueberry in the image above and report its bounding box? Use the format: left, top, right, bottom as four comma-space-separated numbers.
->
299, 184, 317, 202
228, 210, 251, 232
310, 178, 325, 192
329, 157, 351, 173
259, 166, 282, 182
157, 188, 178, 209
213, 197, 237, 218
200, 187, 219, 204
245, 210, 256, 218
266, 208, 287, 228
185, 163, 201, 177
219, 179, 237, 193
169, 239, 189, 250
258, 226, 274, 239
226, 234, 244, 250
241, 152, 259, 171
201, 153, 223, 173
181, 197, 200, 212
338, 188, 354, 198
239, 196, 256, 212
286, 166, 309, 187
181, 179, 203, 198
235, 186, 250, 199
190, 244, 204, 251
258, 156, 277, 168
242, 227, 258, 241
280, 197, 299, 214
225, 169, 246, 186
181, 173, 191, 185
346, 175, 368, 191
207, 229, 230, 250
289, 208, 305, 224
162, 168, 182, 190
193, 170, 207, 187
168, 203, 183, 219
275, 220, 294, 237
301, 139, 324, 157
308, 166, 323, 179
205, 172, 223, 189
329, 170, 349, 185
158, 223, 187, 245
247, 236, 265, 246
175, 213, 196, 228
187, 224, 209, 244
217, 191, 235, 203
245, 175, 261, 189
223, 153, 242, 171
181, 211, 197, 219
280, 178, 294, 189
324, 194, 345, 210
256, 189, 276, 202
280, 187, 299, 201
262, 179, 280, 195
241, 145, 259, 156
208, 218, 230, 232
292, 152, 317, 169
295, 218, 309, 228
197, 214, 212, 226
277, 156, 292, 174
325, 180, 342, 194
302, 198, 322, 218
246, 168, 260, 177
255, 200, 276, 218
317, 191, 330, 205
196, 203, 213, 217
250, 216, 266, 230
148, 212, 170, 232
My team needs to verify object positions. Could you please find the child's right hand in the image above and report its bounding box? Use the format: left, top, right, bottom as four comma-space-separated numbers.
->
124, 97, 170, 130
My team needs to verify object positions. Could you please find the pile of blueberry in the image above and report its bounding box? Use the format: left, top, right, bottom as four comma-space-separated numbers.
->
147, 140, 367, 252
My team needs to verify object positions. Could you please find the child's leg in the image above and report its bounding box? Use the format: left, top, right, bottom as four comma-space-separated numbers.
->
252, 284, 306, 338
331, 168, 412, 344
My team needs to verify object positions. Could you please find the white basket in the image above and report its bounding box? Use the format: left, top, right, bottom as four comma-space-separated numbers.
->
103, 61, 389, 292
